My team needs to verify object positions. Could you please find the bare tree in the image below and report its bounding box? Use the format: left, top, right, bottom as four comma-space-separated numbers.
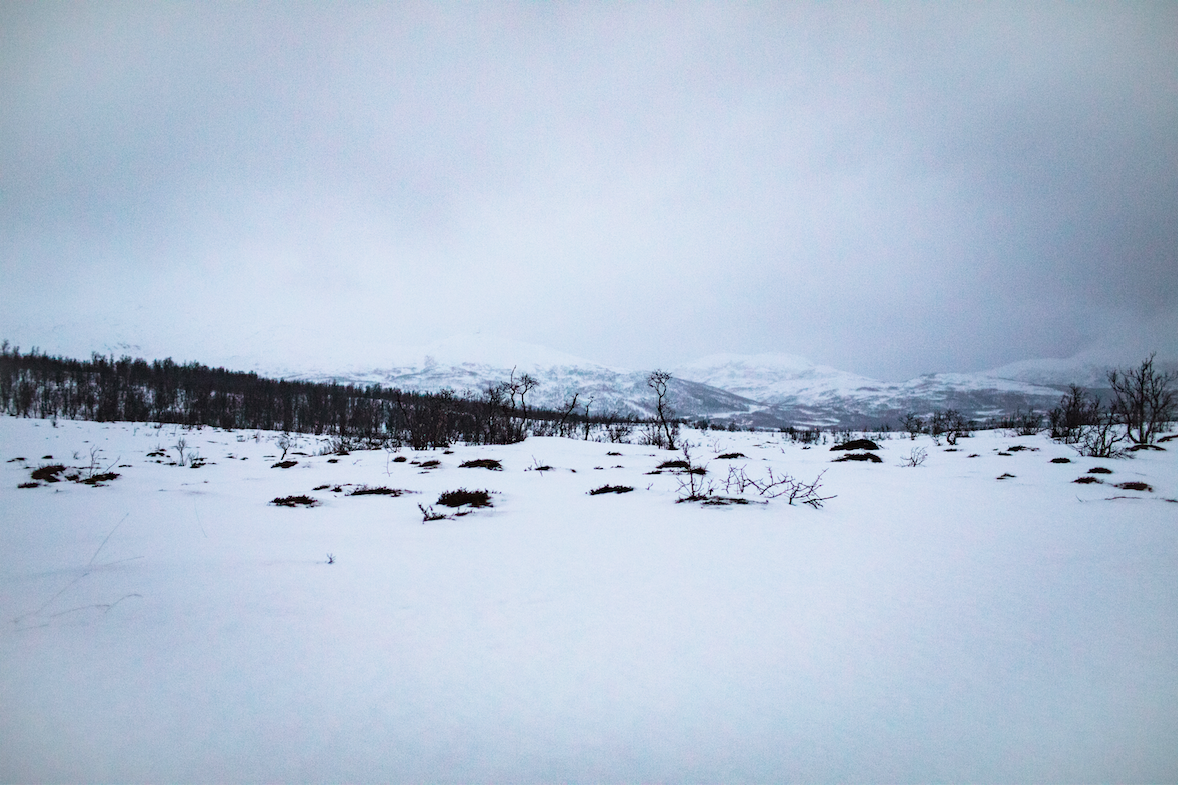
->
1049, 385, 1100, 444
1108, 354, 1176, 445
582, 395, 594, 440
647, 370, 677, 450
900, 412, 924, 440
555, 392, 579, 438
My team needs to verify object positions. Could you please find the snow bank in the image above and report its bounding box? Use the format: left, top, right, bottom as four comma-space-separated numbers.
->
1, 417, 1175, 781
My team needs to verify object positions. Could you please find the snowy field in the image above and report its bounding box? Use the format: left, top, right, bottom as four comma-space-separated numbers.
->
2, 415, 1176, 782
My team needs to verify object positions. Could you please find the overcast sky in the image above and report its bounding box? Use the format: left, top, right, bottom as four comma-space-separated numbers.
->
2, 2, 1176, 380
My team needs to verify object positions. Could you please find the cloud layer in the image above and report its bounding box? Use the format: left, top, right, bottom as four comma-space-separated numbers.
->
3, 2, 1176, 378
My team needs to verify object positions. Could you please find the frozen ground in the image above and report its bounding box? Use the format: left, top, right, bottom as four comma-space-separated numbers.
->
1, 415, 1176, 782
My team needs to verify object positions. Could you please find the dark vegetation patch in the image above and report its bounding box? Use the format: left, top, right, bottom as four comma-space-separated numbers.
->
967, 454, 980, 458
657, 459, 691, 470
1006, 445, 1038, 452
18, 481, 40, 489
716, 452, 747, 459
460, 458, 502, 470
1159, 434, 1178, 443
7, 457, 26, 462
833, 452, 882, 463
676, 494, 753, 506
1074, 476, 1103, 484
393, 456, 408, 462
348, 485, 408, 497
327, 458, 338, 463
31, 464, 67, 482
42, 455, 52, 460
271, 460, 298, 469
997, 452, 1012, 456
437, 488, 493, 508
944, 448, 959, 452
313, 484, 331, 491
831, 439, 880, 451
607, 451, 622, 456
997, 473, 1016, 480
1127, 444, 1165, 452
271, 495, 319, 507
79, 472, 119, 486
1088, 467, 1113, 474
589, 484, 634, 495
1050, 457, 1072, 464
701, 497, 753, 506
1115, 481, 1153, 492
416, 459, 441, 469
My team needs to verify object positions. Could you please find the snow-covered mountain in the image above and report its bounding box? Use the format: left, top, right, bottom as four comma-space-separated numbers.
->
672, 352, 1078, 426
285, 334, 764, 422
280, 335, 1098, 428
22, 326, 1138, 427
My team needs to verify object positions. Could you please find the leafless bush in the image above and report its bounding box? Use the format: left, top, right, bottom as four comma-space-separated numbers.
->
605, 416, 633, 444
1049, 385, 1101, 444
1076, 409, 1128, 458
900, 447, 928, 467
1108, 353, 1176, 445
1003, 409, 1043, 436
680, 463, 833, 508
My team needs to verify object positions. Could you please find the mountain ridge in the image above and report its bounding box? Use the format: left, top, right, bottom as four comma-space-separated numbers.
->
13, 330, 1159, 428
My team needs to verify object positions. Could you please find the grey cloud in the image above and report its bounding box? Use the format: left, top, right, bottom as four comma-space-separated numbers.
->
2, 2, 1175, 379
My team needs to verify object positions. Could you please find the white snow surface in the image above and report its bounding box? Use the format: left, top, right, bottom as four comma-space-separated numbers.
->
2, 416, 1177, 782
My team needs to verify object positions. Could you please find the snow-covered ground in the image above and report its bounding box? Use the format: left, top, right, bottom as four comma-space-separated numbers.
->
2, 415, 1176, 782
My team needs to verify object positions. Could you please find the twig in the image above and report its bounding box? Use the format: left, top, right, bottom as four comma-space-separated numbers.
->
87, 513, 129, 568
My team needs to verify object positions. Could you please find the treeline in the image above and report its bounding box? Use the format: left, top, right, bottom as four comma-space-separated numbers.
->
0, 343, 626, 449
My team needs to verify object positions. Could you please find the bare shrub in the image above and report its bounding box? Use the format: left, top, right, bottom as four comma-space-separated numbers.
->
1049, 385, 1101, 444
1076, 409, 1127, 458
417, 503, 448, 522
899, 447, 927, 467
705, 464, 833, 507
1108, 354, 1176, 445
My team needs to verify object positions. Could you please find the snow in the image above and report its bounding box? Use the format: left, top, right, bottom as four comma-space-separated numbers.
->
674, 353, 1069, 411
2, 416, 1177, 781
